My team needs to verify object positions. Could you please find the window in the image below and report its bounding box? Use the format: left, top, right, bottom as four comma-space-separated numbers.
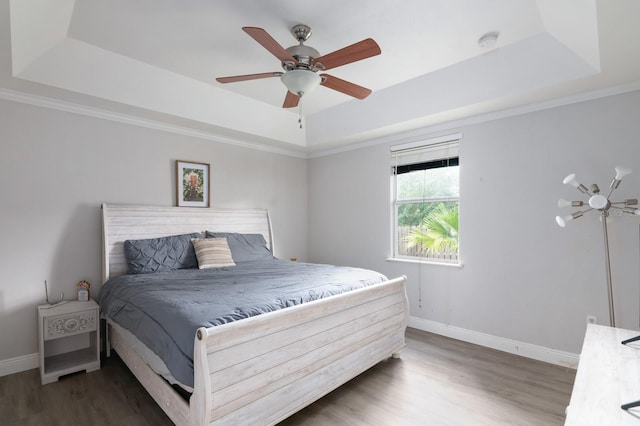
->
391, 134, 460, 263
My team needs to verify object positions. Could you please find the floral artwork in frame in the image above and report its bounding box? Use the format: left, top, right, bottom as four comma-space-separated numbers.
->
176, 160, 210, 207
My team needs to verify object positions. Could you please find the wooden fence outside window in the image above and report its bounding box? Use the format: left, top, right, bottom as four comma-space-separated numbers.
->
397, 226, 459, 262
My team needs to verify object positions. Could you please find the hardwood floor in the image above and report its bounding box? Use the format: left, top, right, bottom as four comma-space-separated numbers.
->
282, 328, 576, 426
0, 328, 575, 425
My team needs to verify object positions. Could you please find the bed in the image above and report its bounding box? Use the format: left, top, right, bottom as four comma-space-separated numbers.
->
100, 203, 408, 425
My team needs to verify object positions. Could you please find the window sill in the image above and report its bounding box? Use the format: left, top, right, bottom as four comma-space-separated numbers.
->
385, 257, 463, 268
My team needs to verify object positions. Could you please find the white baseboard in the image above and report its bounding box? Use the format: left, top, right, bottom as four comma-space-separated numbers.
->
408, 316, 579, 369
0, 353, 39, 377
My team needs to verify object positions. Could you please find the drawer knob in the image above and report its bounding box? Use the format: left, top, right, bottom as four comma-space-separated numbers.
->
64, 318, 79, 332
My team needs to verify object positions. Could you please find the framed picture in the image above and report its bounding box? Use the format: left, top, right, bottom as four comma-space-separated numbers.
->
176, 160, 210, 207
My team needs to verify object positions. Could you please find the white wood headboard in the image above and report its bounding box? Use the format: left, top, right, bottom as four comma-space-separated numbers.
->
101, 203, 273, 282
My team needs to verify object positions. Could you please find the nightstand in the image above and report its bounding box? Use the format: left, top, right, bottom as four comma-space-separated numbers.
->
38, 300, 100, 385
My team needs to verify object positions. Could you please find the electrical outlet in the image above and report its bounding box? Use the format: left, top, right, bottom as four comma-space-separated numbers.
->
587, 315, 597, 325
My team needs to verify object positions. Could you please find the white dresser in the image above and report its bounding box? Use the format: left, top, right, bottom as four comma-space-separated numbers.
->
566, 323, 640, 425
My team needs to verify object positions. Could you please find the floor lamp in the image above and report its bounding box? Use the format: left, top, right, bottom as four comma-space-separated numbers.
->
555, 166, 638, 328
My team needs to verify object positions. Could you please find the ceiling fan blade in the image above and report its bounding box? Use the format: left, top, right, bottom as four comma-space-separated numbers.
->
243, 27, 297, 63
216, 72, 283, 84
283, 91, 300, 108
320, 74, 372, 99
313, 38, 381, 71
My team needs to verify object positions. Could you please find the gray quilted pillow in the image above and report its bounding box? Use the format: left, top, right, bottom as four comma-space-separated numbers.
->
204, 232, 273, 262
124, 233, 200, 274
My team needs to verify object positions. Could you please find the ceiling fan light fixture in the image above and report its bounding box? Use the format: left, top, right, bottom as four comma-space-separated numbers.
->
281, 69, 321, 96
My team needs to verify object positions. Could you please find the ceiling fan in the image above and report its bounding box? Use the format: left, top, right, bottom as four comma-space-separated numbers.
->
216, 24, 381, 109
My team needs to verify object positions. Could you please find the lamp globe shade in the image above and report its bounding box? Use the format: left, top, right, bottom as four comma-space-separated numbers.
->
563, 173, 580, 188
558, 198, 572, 208
615, 166, 632, 180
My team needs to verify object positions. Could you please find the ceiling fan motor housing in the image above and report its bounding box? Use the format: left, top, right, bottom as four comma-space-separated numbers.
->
283, 44, 320, 71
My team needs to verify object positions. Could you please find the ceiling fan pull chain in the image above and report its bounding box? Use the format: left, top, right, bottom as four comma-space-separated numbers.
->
298, 98, 303, 129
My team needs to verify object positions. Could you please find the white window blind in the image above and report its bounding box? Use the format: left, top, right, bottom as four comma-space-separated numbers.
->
390, 133, 461, 167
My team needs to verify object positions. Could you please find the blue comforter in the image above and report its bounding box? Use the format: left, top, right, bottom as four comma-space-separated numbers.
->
98, 259, 387, 387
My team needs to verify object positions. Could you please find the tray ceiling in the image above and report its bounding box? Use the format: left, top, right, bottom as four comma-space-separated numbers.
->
2, 0, 640, 155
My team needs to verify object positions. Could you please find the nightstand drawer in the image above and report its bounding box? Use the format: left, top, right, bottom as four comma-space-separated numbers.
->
44, 309, 97, 341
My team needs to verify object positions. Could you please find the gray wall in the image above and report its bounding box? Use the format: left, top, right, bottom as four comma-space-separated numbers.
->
0, 99, 308, 361
3, 89, 639, 366
308, 90, 640, 355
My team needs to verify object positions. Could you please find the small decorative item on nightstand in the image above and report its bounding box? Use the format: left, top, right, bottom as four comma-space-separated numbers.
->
38, 299, 100, 385
77, 280, 91, 301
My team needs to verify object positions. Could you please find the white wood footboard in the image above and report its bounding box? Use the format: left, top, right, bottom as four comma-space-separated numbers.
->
190, 275, 408, 426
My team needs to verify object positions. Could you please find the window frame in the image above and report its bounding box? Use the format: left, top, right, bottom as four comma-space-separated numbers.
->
390, 134, 461, 265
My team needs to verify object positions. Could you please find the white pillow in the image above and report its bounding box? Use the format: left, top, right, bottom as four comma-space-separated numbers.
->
191, 238, 236, 269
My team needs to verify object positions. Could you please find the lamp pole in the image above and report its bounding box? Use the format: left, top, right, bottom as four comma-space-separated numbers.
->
601, 209, 615, 327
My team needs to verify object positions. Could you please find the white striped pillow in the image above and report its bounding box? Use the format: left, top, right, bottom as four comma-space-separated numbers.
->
191, 238, 236, 269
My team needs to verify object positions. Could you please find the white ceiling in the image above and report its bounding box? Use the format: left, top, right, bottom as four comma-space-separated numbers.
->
2, 0, 640, 156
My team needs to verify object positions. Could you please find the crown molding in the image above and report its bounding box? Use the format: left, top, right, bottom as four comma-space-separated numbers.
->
0, 88, 308, 159
309, 80, 640, 159
3, 80, 640, 161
